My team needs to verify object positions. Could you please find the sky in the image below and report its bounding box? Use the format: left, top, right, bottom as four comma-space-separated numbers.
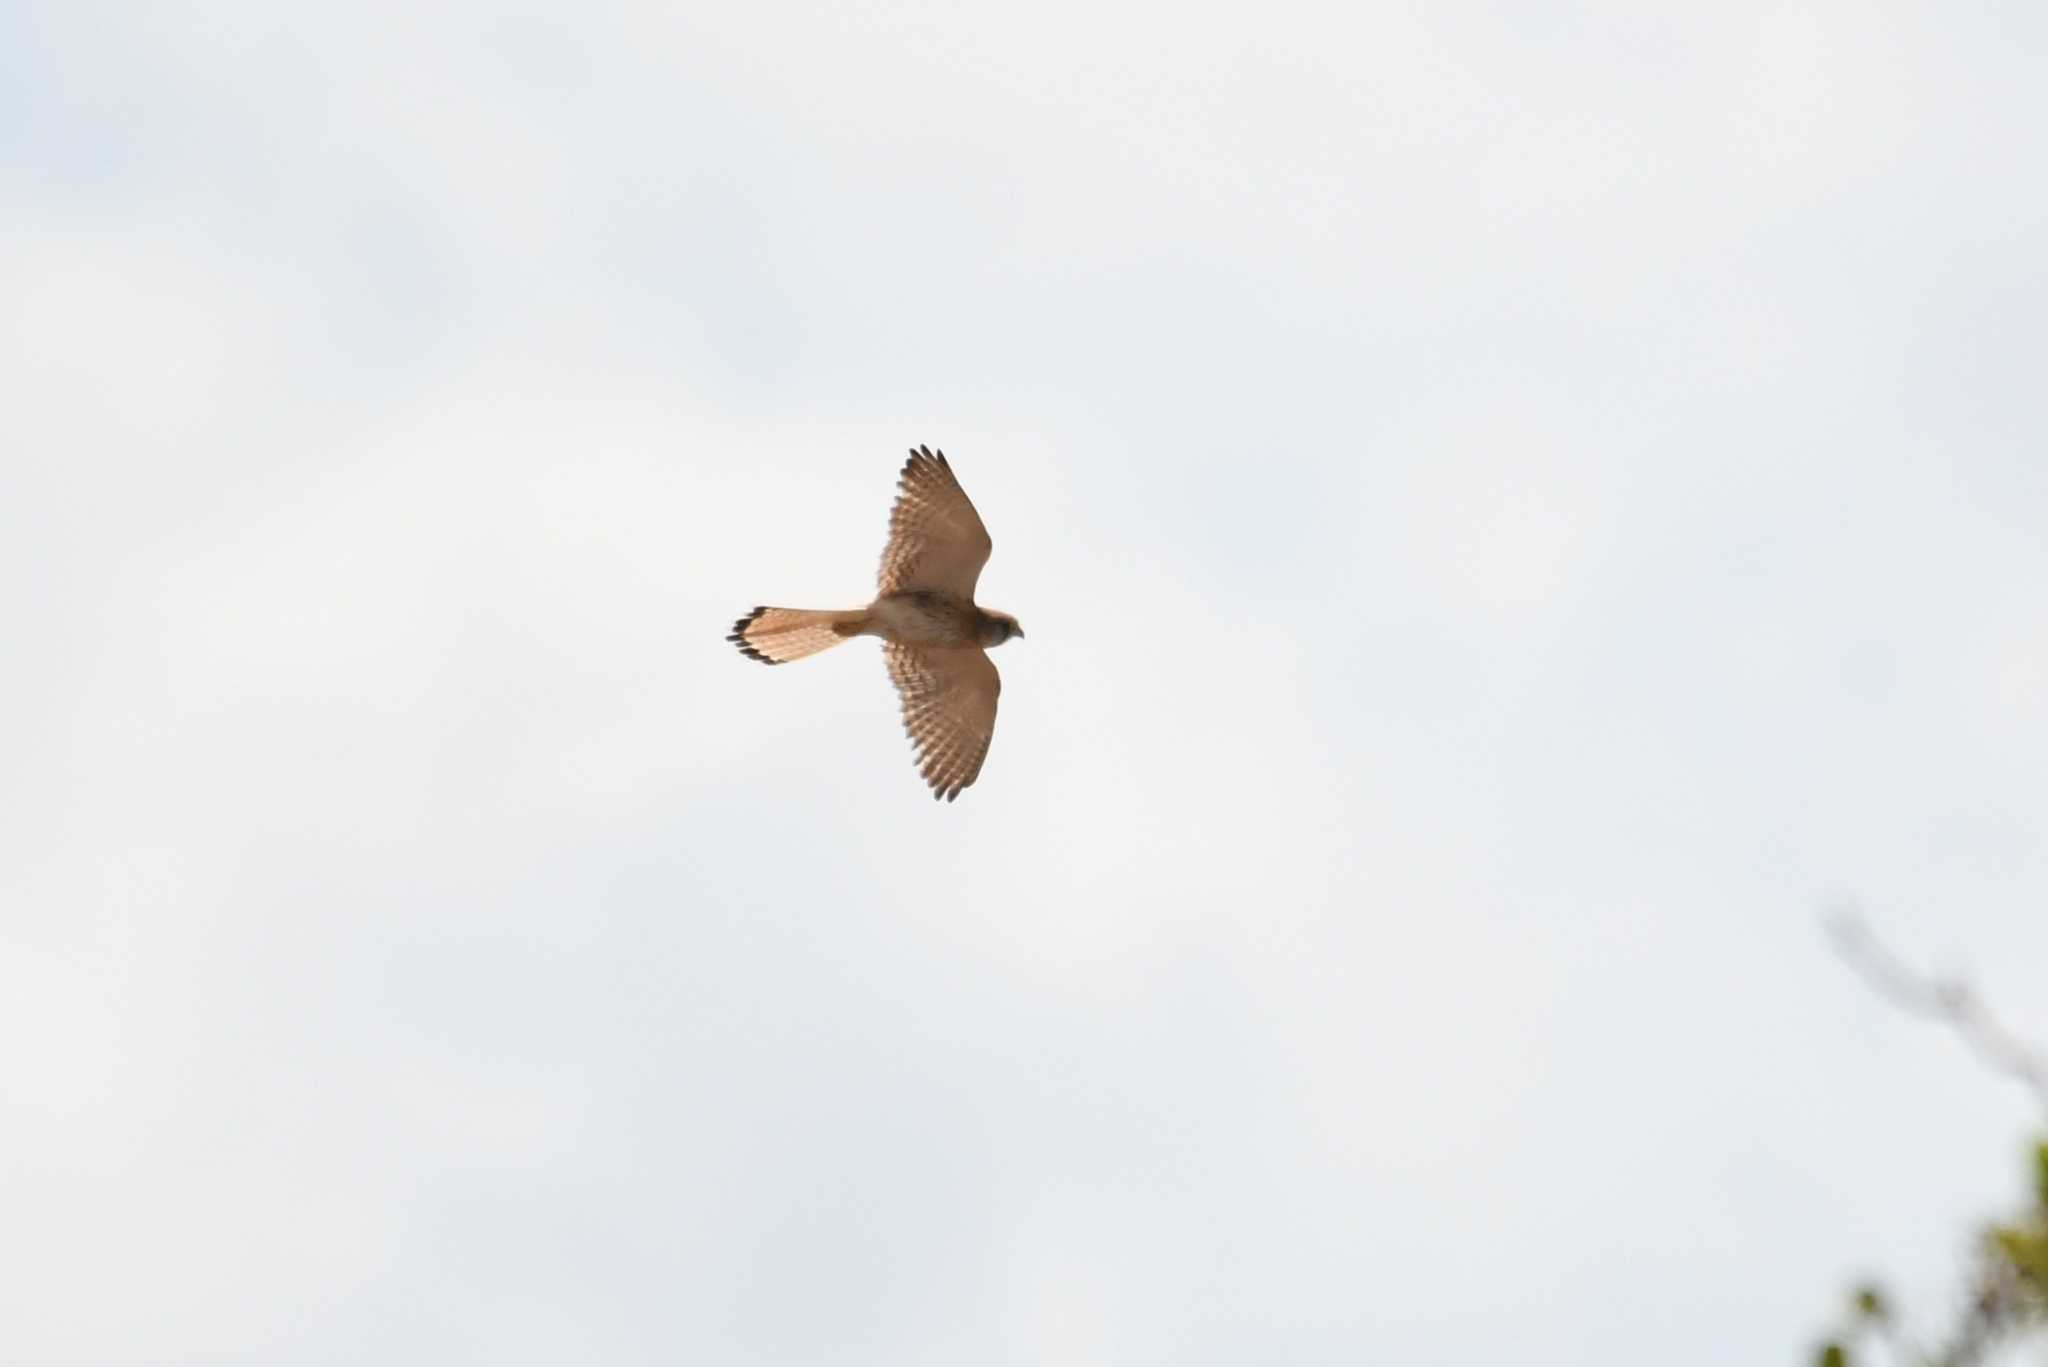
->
5, 1, 2047, 1362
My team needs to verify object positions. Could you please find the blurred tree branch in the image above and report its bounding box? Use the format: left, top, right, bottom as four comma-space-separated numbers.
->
1814, 909, 2048, 1367
1826, 909, 2048, 1113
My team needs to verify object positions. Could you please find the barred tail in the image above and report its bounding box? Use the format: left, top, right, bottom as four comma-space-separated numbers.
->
728, 606, 868, 665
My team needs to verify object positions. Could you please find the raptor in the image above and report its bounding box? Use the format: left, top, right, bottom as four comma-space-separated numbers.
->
728, 446, 1023, 801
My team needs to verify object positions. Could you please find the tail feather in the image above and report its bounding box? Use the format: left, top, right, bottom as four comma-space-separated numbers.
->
728, 606, 866, 665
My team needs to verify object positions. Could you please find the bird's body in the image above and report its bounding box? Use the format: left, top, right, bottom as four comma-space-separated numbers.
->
866, 590, 998, 647
728, 446, 1023, 801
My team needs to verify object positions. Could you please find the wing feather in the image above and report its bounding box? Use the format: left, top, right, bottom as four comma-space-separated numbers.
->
882, 643, 1001, 802
877, 446, 993, 599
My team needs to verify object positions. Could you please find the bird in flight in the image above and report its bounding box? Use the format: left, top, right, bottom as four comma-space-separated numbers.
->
728, 446, 1024, 801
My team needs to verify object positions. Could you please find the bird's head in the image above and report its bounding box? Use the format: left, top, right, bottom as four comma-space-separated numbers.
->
979, 610, 1025, 648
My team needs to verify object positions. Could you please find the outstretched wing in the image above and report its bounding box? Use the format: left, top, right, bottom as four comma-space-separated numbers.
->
882, 643, 1001, 802
877, 446, 992, 599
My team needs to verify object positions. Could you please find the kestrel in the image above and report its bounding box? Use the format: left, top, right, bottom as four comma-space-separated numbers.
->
728, 446, 1024, 801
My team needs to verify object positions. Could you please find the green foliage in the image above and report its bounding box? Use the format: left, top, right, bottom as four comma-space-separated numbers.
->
1818, 919, 2046, 1364
1986, 1142, 2048, 1309
1819, 1137, 2048, 1367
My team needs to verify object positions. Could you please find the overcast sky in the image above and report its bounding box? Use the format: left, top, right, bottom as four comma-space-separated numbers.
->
6, 1, 2047, 1362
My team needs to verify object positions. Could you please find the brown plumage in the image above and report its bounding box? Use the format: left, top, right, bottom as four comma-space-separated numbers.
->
728, 446, 1023, 801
